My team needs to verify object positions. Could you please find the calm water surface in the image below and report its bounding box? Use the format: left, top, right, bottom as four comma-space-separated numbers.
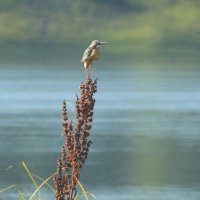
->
0, 65, 200, 199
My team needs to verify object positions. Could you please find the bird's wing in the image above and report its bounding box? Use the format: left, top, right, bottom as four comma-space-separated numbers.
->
81, 47, 93, 63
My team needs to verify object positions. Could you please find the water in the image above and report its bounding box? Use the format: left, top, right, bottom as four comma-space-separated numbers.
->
0, 65, 200, 200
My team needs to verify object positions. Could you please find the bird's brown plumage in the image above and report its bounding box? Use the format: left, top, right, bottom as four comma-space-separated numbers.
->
81, 47, 100, 69
81, 40, 106, 70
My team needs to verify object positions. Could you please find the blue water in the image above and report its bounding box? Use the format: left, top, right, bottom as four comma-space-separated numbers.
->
0, 65, 200, 199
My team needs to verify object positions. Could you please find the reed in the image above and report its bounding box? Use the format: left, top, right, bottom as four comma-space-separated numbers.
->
53, 74, 97, 200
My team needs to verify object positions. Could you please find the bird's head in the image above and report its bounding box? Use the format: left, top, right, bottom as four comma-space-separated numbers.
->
90, 40, 107, 48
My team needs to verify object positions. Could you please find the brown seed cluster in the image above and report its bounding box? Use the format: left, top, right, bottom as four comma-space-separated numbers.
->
53, 75, 97, 200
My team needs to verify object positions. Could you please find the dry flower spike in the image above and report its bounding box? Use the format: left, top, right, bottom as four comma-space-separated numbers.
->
54, 75, 97, 200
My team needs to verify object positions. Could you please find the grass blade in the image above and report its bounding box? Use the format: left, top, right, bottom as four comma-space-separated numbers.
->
32, 173, 55, 192
22, 161, 41, 199
75, 192, 97, 200
18, 190, 26, 200
29, 172, 56, 200
74, 177, 89, 200
87, 192, 97, 200
0, 184, 15, 193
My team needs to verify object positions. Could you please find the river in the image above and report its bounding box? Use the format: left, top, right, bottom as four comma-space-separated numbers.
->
0, 65, 200, 199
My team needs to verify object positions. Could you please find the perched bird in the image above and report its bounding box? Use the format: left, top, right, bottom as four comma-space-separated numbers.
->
81, 40, 107, 72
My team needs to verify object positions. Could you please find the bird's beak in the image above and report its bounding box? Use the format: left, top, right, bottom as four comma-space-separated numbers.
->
100, 42, 107, 45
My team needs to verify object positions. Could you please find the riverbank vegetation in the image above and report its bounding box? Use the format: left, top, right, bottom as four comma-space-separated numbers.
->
0, 0, 199, 67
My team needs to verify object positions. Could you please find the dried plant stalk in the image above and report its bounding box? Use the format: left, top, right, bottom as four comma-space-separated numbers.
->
54, 75, 97, 200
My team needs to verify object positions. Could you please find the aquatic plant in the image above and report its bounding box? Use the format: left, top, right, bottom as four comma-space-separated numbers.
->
53, 75, 97, 200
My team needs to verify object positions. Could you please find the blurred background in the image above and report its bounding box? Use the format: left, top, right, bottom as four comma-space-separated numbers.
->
0, 0, 199, 68
0, 0, 200, 199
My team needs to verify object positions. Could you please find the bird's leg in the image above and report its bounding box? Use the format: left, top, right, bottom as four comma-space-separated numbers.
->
92, 61, 97, 73
85, 67, 90, 77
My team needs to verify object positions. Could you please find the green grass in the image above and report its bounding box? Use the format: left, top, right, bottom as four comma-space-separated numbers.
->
0, 162, 96, 200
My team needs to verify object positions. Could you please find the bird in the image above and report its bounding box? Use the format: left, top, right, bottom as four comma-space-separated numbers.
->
81, 40, 107, 72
